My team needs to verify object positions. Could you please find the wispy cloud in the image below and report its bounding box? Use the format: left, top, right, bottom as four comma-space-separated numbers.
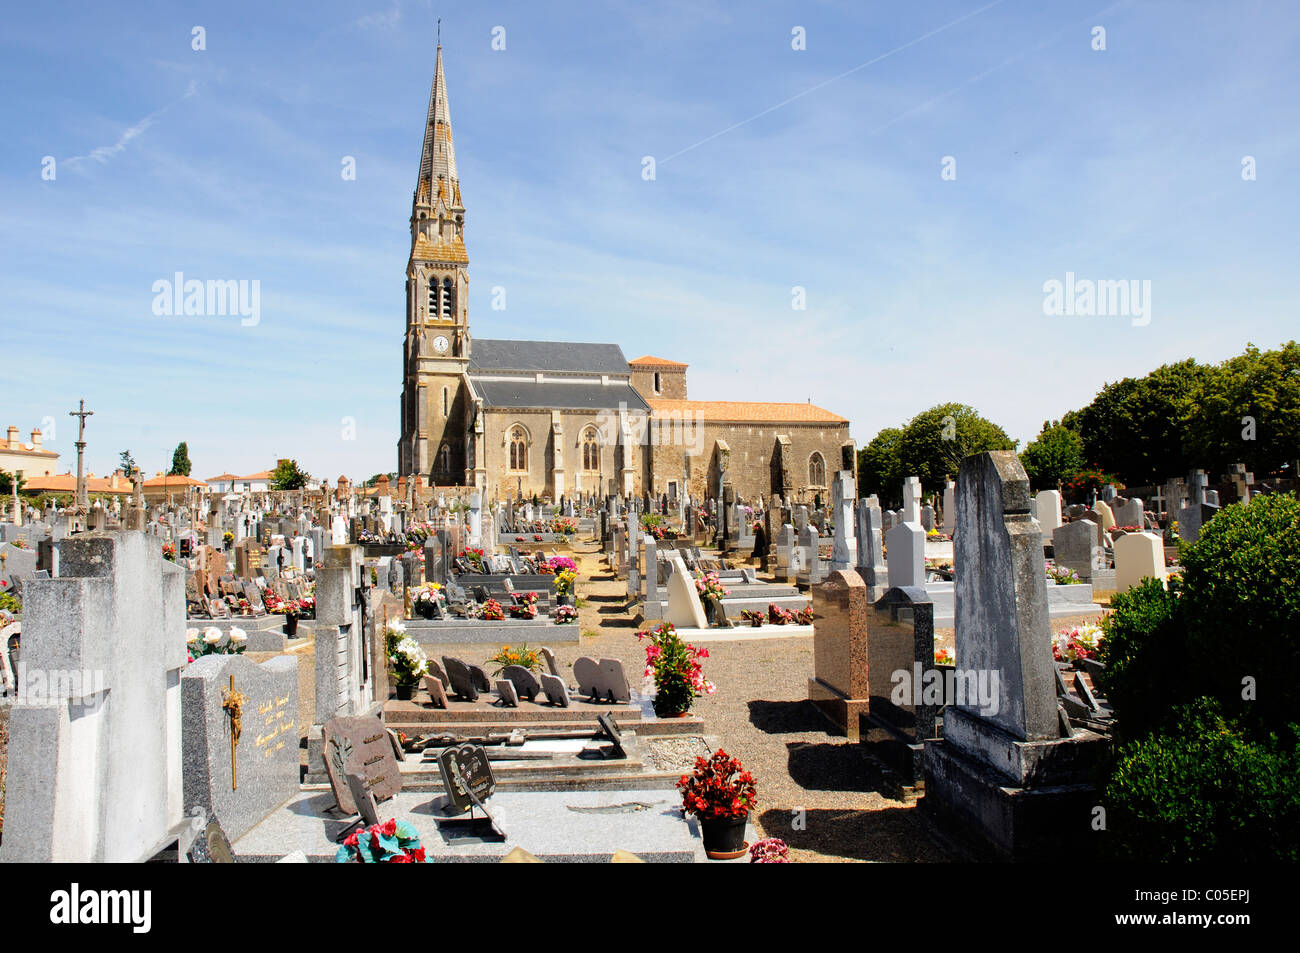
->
63, 81, 198, 169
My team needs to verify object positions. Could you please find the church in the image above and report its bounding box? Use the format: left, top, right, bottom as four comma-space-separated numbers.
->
397, 46, 851, 505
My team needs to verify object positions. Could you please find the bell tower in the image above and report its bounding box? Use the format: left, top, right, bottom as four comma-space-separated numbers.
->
399, 42, 472, 483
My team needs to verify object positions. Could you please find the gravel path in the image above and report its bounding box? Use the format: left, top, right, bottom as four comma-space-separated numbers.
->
553, 537, 954, 863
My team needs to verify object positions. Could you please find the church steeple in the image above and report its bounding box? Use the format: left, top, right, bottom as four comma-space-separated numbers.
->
401, 39, 472, 485
416, 44, 459, 208
412, 44, 465, 255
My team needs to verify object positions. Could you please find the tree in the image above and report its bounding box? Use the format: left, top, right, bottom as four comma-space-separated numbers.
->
857, 428, 904, 506
365, 472, 398, 487
897, 403, 1016, 490
1019, 420, 1085, 491
119, 450, 138, 478
270, 459, 310, 491
0, 469, 25, 495
1182, 342, 1300, 477
1061, 359, 1211, 485
169, 441, 192, 476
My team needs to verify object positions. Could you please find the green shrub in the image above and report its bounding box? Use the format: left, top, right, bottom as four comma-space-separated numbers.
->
1098, 578, 1188, 739
1179, 492, 1300, 731
1103, 698, 1300, 862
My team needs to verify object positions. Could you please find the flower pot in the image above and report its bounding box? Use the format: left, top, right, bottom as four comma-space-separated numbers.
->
700, 815, 749, 859
556, 594, 573, 607
394, 682, 415, 701
284, 614, 299, 637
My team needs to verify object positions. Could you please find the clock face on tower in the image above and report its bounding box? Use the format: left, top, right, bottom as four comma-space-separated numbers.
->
433, 335, 450, 354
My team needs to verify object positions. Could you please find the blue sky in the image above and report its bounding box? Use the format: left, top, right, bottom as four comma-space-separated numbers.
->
2, 0, 1297, 485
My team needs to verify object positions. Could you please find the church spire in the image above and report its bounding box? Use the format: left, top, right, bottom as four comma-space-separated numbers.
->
416, 44, 459, 209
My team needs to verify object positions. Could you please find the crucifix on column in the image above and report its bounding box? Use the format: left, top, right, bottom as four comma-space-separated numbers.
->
68, 399, 94, 513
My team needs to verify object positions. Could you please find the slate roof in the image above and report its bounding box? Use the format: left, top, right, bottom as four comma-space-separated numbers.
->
473, 378, 650, 413
469, 339, 631, 375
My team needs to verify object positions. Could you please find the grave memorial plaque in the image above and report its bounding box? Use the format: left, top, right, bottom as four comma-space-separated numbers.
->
323, 715, 404, 815
436, 743, 497, 814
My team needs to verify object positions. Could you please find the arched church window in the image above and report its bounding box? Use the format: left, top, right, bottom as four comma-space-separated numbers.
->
438, 444, 451, 473
509, 427, 528, 472
808, 452, 826, 487
441, 277, 454, 318
582, 428, 600, 472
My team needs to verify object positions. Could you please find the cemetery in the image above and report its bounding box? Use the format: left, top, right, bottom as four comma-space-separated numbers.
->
2, 11, 1297, 902
4, 425, 1295, 867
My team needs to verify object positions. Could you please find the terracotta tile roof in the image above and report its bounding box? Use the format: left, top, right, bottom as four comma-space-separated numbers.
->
241, 471, 272, 481
205, 473, 241, 482
143, 474, 206, 488
22, 473, 131, 495
629, 355, 688, 368
1, 443, 58, 458
648, 399, 848, 424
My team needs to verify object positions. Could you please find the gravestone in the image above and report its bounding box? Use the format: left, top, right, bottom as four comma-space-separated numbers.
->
182, 653, 299, 841
540, 672, 570, 707
854, 498, 888, 601
829, 470, 855, 571
1052, 521, 1104, 581
1111, 497, 1143, 529
426, 656, 450, 688
436, 744, 497, 814
953, 452, 1055, 740
807, 570, 872, 741
540, 646, 562, 678
1113, 531, 1167, 592
942, 481, 956, 534
422, 673, 448, 708
0, 531, 187, 863
495, 679, 520, 707
573, 656, 630, 703
1177, 470, 1220, 542
664, 553, 708, 629
885, 478, 926, 589
322, 714, 403, 816
501, 664, 541, 702
1034, 490, 1062, 545
923, 451, 1108, 860
797, 524, 824, 585
442, 656, 480, 701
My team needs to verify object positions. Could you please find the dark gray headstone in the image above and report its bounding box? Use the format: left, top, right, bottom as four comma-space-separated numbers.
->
442, 656, 479, 701
181, 652, 299, 842
501, 664, 541, 702
437, 744, 496, 814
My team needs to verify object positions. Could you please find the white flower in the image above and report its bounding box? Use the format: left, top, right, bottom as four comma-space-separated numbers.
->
203, 626, 223, 644
229, 627, 248, 644
387, 619, 406, 635
186, 627, 200, 643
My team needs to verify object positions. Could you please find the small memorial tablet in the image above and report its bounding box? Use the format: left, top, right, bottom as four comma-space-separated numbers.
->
323, 715, 403, 815
436, 743, 496, 815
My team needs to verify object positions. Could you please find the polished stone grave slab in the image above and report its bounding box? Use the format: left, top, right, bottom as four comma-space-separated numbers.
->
234, 788, 718, 862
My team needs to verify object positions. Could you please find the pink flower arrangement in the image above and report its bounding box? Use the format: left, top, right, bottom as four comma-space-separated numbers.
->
749, 837, 790, 863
